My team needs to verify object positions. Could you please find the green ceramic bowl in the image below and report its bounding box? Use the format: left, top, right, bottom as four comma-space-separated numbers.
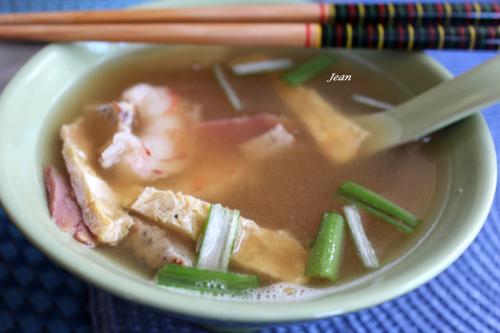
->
0, 1, 496, 330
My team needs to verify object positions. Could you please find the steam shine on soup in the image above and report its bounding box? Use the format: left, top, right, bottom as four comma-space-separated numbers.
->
43, 47, 437, 301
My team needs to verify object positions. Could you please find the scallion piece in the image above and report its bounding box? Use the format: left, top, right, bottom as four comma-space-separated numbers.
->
157, 264, 259, 294
213, 64, 243, 111
343, 205, 380, 269
351, 94, 395, 110
351, 201, 414, 234
305, 212, 345, 281
197, 204, 240, 271
337, 181, 420, 232
283, 54, 336, 86
231, 58, 293, 75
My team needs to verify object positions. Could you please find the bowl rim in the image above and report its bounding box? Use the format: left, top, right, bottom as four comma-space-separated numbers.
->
0, 42, 497, 323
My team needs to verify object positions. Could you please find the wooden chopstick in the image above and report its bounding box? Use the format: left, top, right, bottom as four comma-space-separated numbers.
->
1, 3, 498, 25
0, 4, 324, 24
0, 23, 318, 47
0, 23, 499, 51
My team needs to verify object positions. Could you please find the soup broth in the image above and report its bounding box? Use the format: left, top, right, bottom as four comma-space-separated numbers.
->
42, 46, 438, 299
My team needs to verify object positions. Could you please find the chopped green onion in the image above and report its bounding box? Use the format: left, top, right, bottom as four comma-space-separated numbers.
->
283, 54, 336, 86
157, 264, 259, 294
197, 204, 240, 271
305, 212, 344, 281
213, 64, 243, 111
231, 58, 293, 75
351, 201, 414, 234
337, 181, 420, 231
351, 94, 395, 110
343, 205, 380, 269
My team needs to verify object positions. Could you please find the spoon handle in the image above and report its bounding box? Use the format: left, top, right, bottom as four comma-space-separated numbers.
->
391, 55, 500, 144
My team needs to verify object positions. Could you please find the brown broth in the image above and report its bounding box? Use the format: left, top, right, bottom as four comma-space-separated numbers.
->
45, 47, 437, 286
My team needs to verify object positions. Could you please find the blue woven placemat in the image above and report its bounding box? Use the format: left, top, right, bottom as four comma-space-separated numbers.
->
0, 0, 143, 13
0, 1, 500, 332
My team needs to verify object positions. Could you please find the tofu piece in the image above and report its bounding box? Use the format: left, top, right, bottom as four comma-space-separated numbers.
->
131, 187, 307, 284
240, 124, 294, 161
130, 187, 210, 240
274, 81, 369, 163
122, 217, 195, 269
231, 219, 307, 284
61, 121, 134, 245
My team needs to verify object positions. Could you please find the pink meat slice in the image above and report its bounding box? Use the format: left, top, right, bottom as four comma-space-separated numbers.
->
195, 113, 287, 146
43, 165, 96, 247
74, 223, 97, 247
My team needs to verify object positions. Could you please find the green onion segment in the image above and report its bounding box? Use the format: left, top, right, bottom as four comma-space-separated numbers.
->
197, 204, 241, 271
157, 264, 259, 294
283, 54, 336, 86
305, 212, 345, 281
338, 181, 420, 232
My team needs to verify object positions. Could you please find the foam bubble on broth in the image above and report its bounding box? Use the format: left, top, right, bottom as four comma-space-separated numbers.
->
160, 272, 381, 303
158, 282, 330, 303
158, 212, 440, 304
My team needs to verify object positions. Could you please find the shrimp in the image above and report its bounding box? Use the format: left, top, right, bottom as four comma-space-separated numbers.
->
98, 84, 200, 181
